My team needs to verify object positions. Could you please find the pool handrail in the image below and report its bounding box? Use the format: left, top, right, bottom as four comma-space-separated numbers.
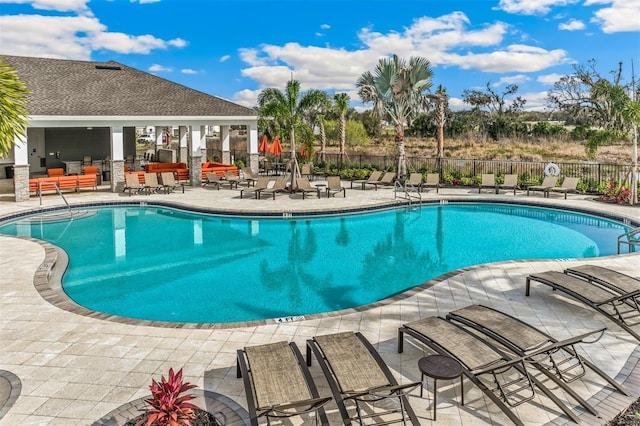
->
618, 227, 640, 254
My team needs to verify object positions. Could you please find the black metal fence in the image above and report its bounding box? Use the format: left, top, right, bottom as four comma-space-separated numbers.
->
216, 149, 633, 192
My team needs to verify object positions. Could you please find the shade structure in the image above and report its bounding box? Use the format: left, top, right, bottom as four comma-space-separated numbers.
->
269, 136, 283, 156
258, 135, 269, 153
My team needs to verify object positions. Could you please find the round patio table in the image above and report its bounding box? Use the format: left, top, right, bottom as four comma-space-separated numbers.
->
418, 354, 464, 421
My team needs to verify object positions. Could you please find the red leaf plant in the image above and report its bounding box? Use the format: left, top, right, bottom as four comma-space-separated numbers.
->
138, 368, 201, 426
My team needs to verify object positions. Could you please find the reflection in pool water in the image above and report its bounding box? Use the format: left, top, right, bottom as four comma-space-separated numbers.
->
0, 203, 629, 323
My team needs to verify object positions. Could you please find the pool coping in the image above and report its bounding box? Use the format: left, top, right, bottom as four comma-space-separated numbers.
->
4, 198, 638, 330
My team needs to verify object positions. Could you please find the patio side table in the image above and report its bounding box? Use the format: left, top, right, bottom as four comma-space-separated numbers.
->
418, 354, 464, 421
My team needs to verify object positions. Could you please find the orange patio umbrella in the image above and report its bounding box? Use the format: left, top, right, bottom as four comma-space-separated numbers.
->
258, 134, 269, 153
269, 136, 283, 156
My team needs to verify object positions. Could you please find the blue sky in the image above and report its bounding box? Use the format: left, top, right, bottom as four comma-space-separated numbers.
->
1, 0, 638, 112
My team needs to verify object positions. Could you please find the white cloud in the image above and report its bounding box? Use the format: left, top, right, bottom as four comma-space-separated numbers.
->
149, 64, 172, 72
219, 55, 230, 62
586, 0, 640, 32
497, 0, 579, 15
320, 24, 330, 30
519, 90, 550, 111
447, 45, 570, 73
133, 0, 161, 3
493, 75, 530, 86
92, 32, 169, 54
181, 68, 197, 74
558, 19, 585, 30
537, 73, 564, 84
0, 0, 92, 13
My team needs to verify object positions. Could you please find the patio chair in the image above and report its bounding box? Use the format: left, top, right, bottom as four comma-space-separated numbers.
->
306, 331, 420, 426
240, 176, 270, 199
159, 172, 185, 194
398, 316, 581, 425
424, 173, 440, 193
144, 172, 164, 193
203, 172, 223, 190
550, 177, 579, 199
527, 176, 558, 197
301, 163, 314, 180
296, 177, 320, 199
367, 171, 396, 190
326, 176, 345, 198
407, 173, 423, 192
123, 173, 149, 196
257, 176, 288, 200
47, 168, 65, 177
446, 304, 629, 416
223, 171, 241, 189
241, 167, 258, 187
526, 270, 640, 341
497, 174, 518, 195
351, 170, 382, 190
237, 341, 331, 426
478, 173, 496, 193
564, 265, 640, 296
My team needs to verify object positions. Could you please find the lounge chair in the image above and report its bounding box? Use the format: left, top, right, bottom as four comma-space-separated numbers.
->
301, 163, 314, 180
159, 172, 185, 194
203, 172, 223, 190
398, 316, 581, 425
526, 270, 640, 341
257, 176, 288, 200
497, 174, 518, 195
240, 176, 270, 199
446, 304, 629, 416
223, 171, 242, 189
241, 167, 258, 187
296, 177, 320, 199
237, 341, 331, 426
367, 171, 396, 190
306, 331, 420, 426
144, 172, 164, 193
550, 177, 579, 199
478, 173, 496, 193
407, 173, 423, 192
424, 173, 440, 193
351, 170, 382, 190
123, 173, 148, 196
564, 265, 640, 296
326, 176, 345, 197
527, 176, 558, 197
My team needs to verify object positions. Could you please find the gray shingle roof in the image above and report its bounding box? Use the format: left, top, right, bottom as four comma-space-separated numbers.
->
1, 55, 258, 117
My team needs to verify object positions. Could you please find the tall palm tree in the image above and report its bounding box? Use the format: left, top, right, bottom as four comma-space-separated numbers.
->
317, 114, 327, 162
431, 85, 448, 168
257, 80, 325, 189
0, 60, 30, 158
334, 93, 350, 157
357, 55, 433, 177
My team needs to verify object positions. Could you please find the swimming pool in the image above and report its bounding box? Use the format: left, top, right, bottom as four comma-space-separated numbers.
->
0, 203, 630, 323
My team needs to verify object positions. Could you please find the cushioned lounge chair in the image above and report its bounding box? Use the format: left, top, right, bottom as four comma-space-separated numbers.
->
527, 176, 558, 197
526, 270, 640, 341
257, 176, 288, 200
367, 172, 396, 190
326, 176, 345, 198
159, 172, 185, 194
478, 173, 496, 193
296, 177, 320, 199
351, 170, 382, 190
237, 341, 331, 426
550, 177, 579, 199
398, 316, 581, 425
306, 331, 420, 426
123, 173, 148, 196
446, 304, 628, 416
497, 174, 518, 195
240, 176, 270, 198
424, 173, 440, 193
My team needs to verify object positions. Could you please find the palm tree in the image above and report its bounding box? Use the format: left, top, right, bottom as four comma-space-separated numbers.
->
334, 93, 350, 158
357, 55, 434, 177
0, 60, 30, 158
257, 80, 325, 189
429, 85, 448, 170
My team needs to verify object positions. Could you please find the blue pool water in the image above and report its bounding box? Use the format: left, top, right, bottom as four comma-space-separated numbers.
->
0, 203, 629, 323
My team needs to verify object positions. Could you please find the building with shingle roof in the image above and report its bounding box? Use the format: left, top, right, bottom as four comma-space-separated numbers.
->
1, 55, 259, 202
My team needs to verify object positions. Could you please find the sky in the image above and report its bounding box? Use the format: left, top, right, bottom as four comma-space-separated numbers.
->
0, 0, 639, 112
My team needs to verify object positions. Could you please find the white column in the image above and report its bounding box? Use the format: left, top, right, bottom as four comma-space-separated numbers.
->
111, 126, 125, 192
13, 133, 28, 166
155, 126, 164, 151
221, 125, 231, 164
247, 123, 259, 173
13, 133, 30, 202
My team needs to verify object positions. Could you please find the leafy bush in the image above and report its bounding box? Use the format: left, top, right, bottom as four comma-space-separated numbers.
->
139, 368, 200, 426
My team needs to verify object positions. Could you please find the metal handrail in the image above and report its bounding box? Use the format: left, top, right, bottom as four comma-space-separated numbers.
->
39, 182, 72, 216
394, 180, 422, 206
617, 227, 640, 254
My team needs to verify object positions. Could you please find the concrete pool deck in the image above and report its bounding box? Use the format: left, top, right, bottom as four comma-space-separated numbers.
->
0, 181, 639, 425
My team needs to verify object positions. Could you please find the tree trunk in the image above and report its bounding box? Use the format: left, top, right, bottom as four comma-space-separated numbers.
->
395, 124, 406, 178
339, 116, 346, 155
319, 122, 326, 162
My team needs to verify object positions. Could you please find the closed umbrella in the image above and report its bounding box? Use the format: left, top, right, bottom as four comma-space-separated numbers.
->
269, 136, 283, 156
259, 135, 269, 153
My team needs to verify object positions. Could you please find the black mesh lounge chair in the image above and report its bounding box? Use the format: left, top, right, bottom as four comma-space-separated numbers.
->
367, 172, 396, 190
306, 331, 420, 426
237, 341, 331, 426
526, 270, 640, 341
240, 177, 270, 199
398, 316, 581, 425
446, 304, 629, 417
351, 170, 383, 190
478, 173, 496, 193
